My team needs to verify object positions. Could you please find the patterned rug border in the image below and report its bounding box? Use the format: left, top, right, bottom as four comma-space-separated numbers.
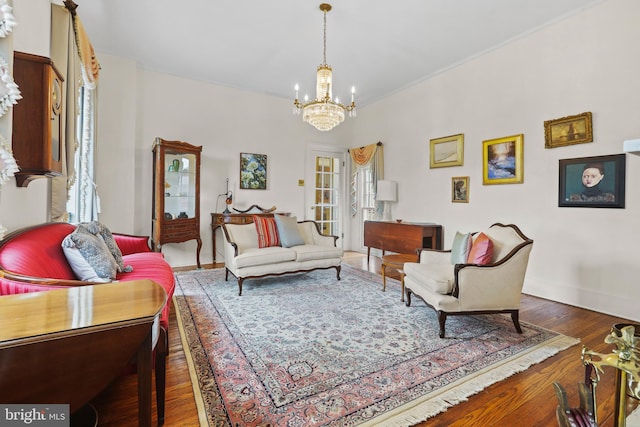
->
174, 266, 579, 426
174, 297, 210, 427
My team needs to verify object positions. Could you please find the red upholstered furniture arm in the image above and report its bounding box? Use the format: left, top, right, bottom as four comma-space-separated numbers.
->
113, 233, 152, 256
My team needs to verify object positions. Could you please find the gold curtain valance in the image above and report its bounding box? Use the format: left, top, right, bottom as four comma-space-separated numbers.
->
64, 1, 100, 84
349, 142, 382, 167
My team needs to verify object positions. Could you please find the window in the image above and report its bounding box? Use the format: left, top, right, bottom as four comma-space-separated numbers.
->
67, 85, 98, 223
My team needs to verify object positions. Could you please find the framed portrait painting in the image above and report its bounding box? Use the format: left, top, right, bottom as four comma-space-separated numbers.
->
558, 154, 625, 208
429, 133, 464, 168
240, 153, 267, 190
452, 176, 469, 203
544, 112, 593, 149
482, 134, 524, 185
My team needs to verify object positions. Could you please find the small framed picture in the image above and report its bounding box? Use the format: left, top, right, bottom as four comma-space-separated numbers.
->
558, 154, 625, 208
544, 112, 593, 148
452, 176, 469, 203
429, 133, 464, 168
482, 134, 524, 185
240, 153, 267, 190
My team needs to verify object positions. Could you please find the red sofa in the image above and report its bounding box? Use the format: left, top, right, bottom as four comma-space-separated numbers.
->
0, 222, 175, 424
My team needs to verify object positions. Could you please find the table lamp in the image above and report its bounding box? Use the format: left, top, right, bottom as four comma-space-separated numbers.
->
375, 180, 397, 221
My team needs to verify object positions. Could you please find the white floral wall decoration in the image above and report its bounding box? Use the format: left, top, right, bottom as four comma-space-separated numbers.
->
0, 0, 16, 38
0, 133, 18, 184
0, 55, 20, 117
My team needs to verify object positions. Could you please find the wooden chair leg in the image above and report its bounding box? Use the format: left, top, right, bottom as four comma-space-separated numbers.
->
335, 265, 341, 281
155, 326, 168, 426
438, 311, 447, 338
405, 289, 412, 306
238, 278, 244, 296
511, 311, 523, 334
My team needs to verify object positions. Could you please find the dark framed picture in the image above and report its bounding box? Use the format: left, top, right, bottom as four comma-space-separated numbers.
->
240, 153, 267, 190
544, 112, 593, 148
452, 176, 469, 203
558, 154, 625, 208
482, 134, 524, 185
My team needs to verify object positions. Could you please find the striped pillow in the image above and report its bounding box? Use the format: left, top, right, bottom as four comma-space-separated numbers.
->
253, 216, 281, 248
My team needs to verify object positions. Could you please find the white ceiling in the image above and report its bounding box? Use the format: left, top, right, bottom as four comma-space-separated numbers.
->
76, 0, 603, 107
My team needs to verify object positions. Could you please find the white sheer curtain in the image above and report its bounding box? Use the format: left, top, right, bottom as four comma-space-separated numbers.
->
50, 3, 100, 223
348, 142, 384, 217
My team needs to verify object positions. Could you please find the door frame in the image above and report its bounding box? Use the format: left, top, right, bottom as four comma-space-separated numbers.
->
304, 143, 348, 249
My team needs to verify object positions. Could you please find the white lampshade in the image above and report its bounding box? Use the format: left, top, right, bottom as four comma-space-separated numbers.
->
376, 180, 397, 202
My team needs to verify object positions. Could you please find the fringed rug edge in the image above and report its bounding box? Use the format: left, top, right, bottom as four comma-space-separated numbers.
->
360, 334, 580, 427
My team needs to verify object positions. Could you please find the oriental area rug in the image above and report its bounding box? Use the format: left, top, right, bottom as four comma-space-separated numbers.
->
173, 266, 578, 426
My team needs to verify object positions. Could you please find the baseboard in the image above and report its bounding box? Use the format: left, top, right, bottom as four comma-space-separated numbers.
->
524, 278, 640, 323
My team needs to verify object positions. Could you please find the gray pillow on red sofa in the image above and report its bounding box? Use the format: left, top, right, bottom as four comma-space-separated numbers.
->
62, 225, 118, 282
84, 221, 133, 273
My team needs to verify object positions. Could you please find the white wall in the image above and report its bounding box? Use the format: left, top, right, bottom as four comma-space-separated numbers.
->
92, 55, 351, 267
0, 0, 52, 231
352, 0, 640, 320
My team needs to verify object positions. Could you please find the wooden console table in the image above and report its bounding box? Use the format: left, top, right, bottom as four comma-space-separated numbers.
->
364, 220, 443, 262
0, 280, 166, 427
211, 211, 289, 261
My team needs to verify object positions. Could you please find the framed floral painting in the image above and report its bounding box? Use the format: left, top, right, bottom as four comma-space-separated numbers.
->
240, 153, 267, 190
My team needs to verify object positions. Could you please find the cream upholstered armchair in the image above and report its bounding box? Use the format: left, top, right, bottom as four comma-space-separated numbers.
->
403, 223, 533, 338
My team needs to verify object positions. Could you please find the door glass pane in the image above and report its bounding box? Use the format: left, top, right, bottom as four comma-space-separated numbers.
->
313, 155, 340, 236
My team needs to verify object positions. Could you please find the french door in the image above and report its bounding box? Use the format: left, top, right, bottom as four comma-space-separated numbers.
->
305, 146, 346, 247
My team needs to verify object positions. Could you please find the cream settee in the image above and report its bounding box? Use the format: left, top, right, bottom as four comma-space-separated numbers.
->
222, 219, 343, 295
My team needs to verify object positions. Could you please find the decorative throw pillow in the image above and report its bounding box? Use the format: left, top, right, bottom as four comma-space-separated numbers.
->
273, 215, 305, 248
467, 232, 494, 265
62, 226, 118, 282
450, 231, 472, 264
253, 215, 280, 248
85, 221, 133, 273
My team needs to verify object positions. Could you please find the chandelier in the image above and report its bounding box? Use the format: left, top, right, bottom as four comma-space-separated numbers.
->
293, 3, 356, 132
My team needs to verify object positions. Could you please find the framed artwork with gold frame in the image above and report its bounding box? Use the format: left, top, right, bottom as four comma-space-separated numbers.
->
452, 176, 469, 203
429, 133, 464, 168
544, 112, 593, 148
482, 134, 524, 185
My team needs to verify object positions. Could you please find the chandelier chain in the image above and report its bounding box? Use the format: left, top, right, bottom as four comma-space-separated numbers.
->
323, 8, 327, 65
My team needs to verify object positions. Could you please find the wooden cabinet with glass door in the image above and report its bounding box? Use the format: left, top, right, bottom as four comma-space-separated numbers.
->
152, 138, 202, 267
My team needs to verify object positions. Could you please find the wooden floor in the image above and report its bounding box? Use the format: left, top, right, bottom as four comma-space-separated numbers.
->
92, 251, 637, 426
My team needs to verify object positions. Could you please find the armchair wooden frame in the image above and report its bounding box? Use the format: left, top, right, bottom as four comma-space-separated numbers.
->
405, 223, 533, 338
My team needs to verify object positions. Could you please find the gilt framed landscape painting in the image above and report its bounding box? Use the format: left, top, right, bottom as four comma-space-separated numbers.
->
544, 112, 593, 149
429, 134, 464, 168
558, 154, 625, 208
240, 153, 267, 190
482, 134, 524, 185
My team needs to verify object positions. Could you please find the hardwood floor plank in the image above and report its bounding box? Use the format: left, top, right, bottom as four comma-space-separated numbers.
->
90, 252, 637, 426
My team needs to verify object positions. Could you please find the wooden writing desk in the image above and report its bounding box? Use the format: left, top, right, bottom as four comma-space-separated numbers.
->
364, 220, 443, 262
0, 279, 166, 427
211, 211, 289, 261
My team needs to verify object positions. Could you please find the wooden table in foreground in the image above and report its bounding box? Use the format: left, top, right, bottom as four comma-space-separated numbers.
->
364, 220, 443, 262
0, 279, 166, 427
